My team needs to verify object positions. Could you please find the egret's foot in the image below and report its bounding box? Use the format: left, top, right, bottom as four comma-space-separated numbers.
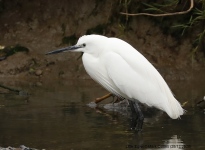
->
109, 95, 116, 104
94, 93, 113, 104
112, 97, 121, 104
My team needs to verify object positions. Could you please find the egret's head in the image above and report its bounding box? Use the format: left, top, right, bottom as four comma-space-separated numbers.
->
46, 35, 108, 56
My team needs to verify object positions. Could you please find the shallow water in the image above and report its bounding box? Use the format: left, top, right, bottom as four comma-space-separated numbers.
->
0, 79, 205, 150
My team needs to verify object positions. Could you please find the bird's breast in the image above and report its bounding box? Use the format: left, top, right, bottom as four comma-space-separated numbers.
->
82, 53, 107, 85
82, 53, 102, 78
82, 53, 124, 98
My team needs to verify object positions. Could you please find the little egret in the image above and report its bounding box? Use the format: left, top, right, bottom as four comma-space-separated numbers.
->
46, 35, 185, 130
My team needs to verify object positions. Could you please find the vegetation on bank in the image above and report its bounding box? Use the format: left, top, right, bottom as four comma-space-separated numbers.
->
119, 0, 205, 59
0, 45, 29, 60
55, 0, 204, 62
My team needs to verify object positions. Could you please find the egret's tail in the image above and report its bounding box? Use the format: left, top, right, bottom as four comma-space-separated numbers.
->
153, 69, 185, 119
166, 96, 185, 119
163, 83, 185, 119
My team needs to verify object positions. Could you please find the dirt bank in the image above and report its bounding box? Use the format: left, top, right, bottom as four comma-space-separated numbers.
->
0, 0, 204, 81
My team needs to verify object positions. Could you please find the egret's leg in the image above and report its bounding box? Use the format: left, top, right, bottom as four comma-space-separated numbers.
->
110, 95, 117, 104
94, 93, 113, 103
112, 97, 124, 104
128, 100, 144, 131
128, 100, 138, 130
112, 97, 119, 104
134, 102, 144, 131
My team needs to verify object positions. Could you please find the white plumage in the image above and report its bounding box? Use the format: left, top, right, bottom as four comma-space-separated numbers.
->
80, 35, 184, 119
47, 34, 185, 119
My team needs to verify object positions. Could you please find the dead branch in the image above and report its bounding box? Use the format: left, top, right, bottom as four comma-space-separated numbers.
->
0, 84, 20, 93
120, 0, 194, 17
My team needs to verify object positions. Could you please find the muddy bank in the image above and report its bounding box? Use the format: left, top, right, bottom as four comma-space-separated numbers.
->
0, 0, 204, 80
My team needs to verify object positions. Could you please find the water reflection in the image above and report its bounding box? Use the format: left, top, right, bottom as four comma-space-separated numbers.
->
0, 79, 205, 150
160, 135, 185, 150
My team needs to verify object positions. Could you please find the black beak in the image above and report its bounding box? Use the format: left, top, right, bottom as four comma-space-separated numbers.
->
197, 99, 205, 105
45, 45, 81, 55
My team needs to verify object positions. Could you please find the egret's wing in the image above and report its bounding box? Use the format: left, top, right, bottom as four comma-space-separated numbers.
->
101, 52, 162, 106
101, 51, 184, 119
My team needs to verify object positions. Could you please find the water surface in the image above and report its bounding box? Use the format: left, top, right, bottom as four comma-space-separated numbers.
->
0, 79, 205, 150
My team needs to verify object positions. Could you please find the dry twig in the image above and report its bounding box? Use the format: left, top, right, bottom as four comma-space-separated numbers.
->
120, 0, 194, 17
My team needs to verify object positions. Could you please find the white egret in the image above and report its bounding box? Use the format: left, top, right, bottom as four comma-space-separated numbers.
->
46, 35, 185, 131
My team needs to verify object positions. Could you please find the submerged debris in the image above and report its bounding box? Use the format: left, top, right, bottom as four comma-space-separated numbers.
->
87, 101, 97, 108
87, 99, 163, 124
103, 100, 129, 110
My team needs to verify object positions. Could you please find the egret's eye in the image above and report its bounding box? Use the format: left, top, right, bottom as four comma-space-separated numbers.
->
83, 43, 86, 47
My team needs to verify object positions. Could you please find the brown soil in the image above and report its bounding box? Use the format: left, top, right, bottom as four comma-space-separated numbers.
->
0, 0, 204, 81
